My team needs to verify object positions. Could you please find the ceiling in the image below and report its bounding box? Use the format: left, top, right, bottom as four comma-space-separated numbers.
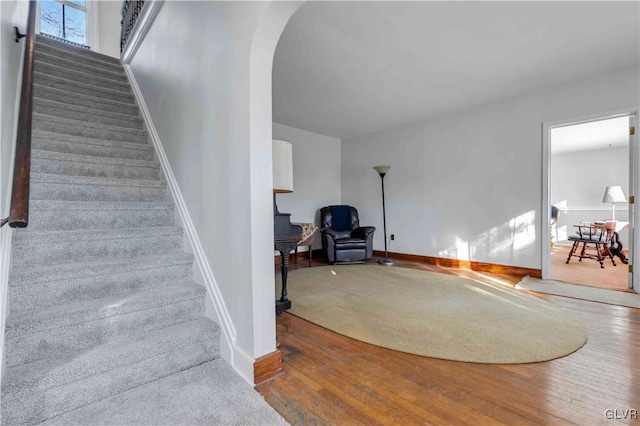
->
272, 1, 640, 140
550, 116, 630, 154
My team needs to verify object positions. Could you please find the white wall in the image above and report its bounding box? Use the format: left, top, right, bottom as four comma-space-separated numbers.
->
342, 66, 639, 270
0, 0, 29, 380
95, 0, 121, 58
551, 146, 630, 246
342, 120, 428, 256
273, 122, 341, 252
127, 1, 301, 382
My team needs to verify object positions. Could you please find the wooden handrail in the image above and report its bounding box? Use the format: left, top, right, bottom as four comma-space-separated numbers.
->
4, 0, 37, 228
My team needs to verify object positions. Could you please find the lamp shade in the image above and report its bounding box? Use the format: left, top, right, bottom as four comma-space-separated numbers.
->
602, 186, 626, 204
272, 139, 293, 193
373, 165, 391, 175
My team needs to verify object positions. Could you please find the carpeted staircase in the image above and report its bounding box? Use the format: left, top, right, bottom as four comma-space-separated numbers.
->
1, 36, 283, 425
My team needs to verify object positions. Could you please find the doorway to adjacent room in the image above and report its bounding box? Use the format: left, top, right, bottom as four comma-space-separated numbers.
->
544, 113, 636, 291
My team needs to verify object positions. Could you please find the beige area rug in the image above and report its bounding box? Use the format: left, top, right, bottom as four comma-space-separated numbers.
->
517, 276, 640, 309
282, 265, 588, 364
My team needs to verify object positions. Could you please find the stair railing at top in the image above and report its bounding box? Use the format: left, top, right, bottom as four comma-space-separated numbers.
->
1, 0, 37, 229
40, 33, 91, 50
120, 0, 145, 53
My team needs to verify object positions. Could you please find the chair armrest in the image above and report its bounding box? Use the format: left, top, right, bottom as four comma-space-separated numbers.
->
321, 227, 338, 240
352, 226, 376, 239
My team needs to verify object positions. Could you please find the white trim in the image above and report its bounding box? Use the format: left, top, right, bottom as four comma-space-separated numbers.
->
558, 206, 630, 212
0, 227, 12, 379
630, 115, 638, 293
542, 122, 551, 279
86, 0, 100, 52
233, 346, 258, 385
35, 0, 41, 35
123, 64, 243, 376
542, 107, 639, 288
120, 0, 164, 65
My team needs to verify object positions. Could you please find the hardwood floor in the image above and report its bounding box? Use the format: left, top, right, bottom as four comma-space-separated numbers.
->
551, 244, 629, 291
258, 256, 640, 425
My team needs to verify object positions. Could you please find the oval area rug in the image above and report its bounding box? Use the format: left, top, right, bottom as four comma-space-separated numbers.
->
284, 265, 588, 363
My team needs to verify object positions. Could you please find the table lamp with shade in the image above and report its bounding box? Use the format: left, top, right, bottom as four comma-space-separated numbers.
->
602, 185, 626, 220
272, 139, 301, 315
272, 139, 293, 213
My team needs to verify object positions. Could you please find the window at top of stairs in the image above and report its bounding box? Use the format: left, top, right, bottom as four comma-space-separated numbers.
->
40, 0, 87, 46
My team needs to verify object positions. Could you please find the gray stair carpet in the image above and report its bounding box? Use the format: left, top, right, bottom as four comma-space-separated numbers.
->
1, 36, 285, 426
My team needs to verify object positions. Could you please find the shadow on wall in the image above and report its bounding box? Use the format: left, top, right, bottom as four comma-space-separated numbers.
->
438, 210, 537, 261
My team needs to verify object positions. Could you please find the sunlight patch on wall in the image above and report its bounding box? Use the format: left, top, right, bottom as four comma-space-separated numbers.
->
439, 210, 537, 262
469, 210, 536, 258
438, 237, 470, 260
511, 210, 536, 250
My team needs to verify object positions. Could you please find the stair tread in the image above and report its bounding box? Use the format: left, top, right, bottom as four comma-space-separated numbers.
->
2, 319, 219, 426
32, 130, 152, 151
6, 281, 205, 337
34, 97, 143, 125
36, 358, 286, 426
10, 251, 192, 286
34, 51, 127, 84
31, 172, 166, 187
24, 200, 174, 231
1, 317, 218, 398
29, 200, 173, 211
36, 35, 122, 65
13, 225, 182, 245
35, 40, 124, 71
34, 83, 139, 111
33, 112, 145, 135
35, 60, 130, 89
33, 71, 135, 104
32, 149, 159, 168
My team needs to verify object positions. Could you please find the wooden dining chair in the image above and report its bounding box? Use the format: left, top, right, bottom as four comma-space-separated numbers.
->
566, 221, 617, 268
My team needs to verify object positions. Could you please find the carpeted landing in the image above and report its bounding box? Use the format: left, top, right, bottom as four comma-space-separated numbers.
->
2, 35, 284, 425
39, 359, 285, 426
283, 265, 588, 364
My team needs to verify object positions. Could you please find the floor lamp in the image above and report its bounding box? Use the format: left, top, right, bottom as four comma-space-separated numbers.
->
602, 185, 626, 220
374, 165, 393, 266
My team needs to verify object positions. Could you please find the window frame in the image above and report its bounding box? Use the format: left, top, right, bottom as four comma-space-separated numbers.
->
36, 0, 99, 50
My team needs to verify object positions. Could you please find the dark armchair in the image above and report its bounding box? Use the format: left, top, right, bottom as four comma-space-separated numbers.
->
320, 206, 375, 264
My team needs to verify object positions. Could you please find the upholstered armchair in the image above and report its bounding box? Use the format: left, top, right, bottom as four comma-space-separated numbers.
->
320, 206, 375, 264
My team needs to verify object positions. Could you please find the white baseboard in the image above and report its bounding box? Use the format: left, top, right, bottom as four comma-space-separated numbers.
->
122, 65, 253, 380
